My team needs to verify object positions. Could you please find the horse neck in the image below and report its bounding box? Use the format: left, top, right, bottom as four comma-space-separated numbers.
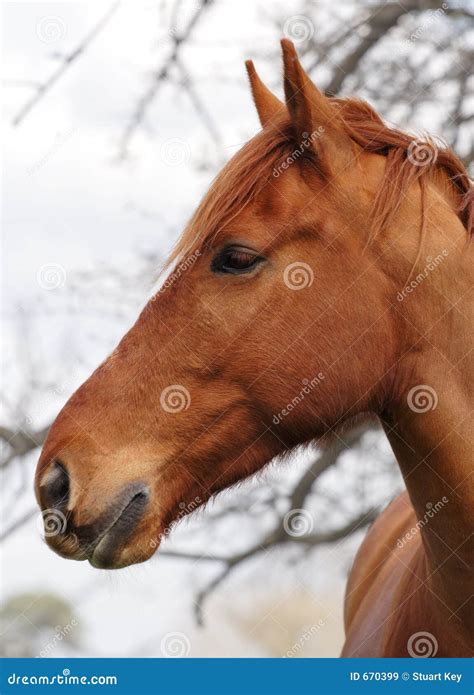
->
383, 396, 473, 627
381, 201, 473, 633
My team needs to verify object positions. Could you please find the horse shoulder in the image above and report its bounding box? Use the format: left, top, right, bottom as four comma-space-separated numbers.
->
341, 490, 419, 656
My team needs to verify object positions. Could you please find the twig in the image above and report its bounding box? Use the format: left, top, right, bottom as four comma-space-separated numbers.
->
12, 2, 120, 127
160, 424, 380, 625
322, 2, 410, 96
0, 424, 50, 468
189, 507, 377, 625
118, 0, 213, 159
0, 508, 37, 542
176, 56, 224, 157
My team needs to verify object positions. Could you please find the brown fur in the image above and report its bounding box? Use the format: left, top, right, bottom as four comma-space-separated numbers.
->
168, 98, 472, 272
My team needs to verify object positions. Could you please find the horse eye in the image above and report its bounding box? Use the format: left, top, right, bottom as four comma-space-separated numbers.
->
211, 247, 264, 275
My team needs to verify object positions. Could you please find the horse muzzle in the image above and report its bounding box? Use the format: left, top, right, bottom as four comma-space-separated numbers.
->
37, 461, 151, 569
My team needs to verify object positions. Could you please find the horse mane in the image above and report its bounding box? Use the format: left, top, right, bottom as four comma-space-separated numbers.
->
335, 98, 473, 240
166, 97, 473, 268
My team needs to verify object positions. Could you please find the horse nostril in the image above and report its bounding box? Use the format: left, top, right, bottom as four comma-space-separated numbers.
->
40, 460, 70, 510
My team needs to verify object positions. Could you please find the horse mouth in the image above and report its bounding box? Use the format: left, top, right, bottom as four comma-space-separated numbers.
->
88, 488, 150, 569
40, 483, 151, 569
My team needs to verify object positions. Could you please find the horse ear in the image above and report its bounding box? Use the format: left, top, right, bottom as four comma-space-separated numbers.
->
281, 39, 350, 173
245, 60, 286, 128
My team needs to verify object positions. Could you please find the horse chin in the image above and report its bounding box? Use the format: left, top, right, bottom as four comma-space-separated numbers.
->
88, 535, 157, 570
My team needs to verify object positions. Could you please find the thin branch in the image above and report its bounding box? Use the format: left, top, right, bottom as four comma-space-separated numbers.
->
160, 423, 380, 625
304, 0, 458, 96
288, 423, 374, 510
0, 508, 37, 542
287, 509, 378, 546
176, 56, 224, 157
12, 2, 120, 127
0, 424, 50, 467
118, 0, 213, 159
321, 2, 411, 95
188, 507, 377, 625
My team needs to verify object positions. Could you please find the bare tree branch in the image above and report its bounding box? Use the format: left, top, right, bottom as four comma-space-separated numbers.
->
0, 509, 38, 542
118, 0, 214, 159
160, 424, 383, 625
0, 425, 49, 468
176, 56, 224, 157
315, 2, 412, 95
12, 2, 120, 127
188, 506, 378, 625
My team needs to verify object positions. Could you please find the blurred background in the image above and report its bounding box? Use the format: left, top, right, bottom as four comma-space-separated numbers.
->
1, 0, 473, 658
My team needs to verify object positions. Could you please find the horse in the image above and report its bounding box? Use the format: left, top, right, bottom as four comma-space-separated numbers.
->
35, 40, 473, 657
